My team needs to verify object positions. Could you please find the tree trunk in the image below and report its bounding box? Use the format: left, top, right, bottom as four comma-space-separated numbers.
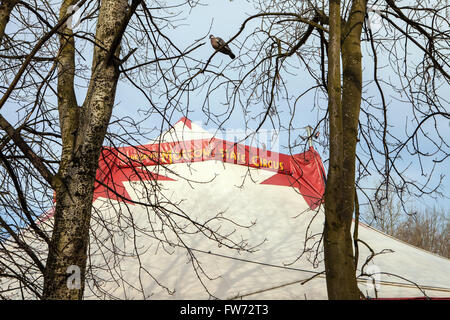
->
323, 0, 366, 300
42, 0, 129, 300
0, 0, 18, 45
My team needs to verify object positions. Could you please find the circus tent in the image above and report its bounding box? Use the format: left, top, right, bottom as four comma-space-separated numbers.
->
2, 117, 450, 299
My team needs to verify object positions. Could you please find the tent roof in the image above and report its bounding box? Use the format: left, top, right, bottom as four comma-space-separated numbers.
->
86, 118, 450, 299
3, 117, 450, 300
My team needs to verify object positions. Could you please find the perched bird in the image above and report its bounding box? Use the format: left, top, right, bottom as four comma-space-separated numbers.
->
209, 34, 235, 59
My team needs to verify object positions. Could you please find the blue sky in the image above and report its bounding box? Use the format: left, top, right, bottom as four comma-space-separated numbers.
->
115, 0, 448, 213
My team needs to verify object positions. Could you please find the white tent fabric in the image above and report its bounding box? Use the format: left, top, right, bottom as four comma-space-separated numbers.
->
1, 118, 449, 300
72, 118, 450, 299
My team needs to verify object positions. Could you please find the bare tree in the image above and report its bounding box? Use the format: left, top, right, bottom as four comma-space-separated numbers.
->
395, 208, 449, 258
1, 0, 448, 300
0, 0, 256, 300
364, 196, 449, 259
363, 184, 404, 236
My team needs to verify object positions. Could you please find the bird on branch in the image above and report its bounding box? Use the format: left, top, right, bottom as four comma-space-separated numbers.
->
209, 34, 235, 59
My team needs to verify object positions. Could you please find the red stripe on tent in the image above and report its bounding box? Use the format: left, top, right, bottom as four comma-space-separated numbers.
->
260, 147, 325, 209
90, 119, 327, 209
36, 207, 55, 225
108, 138, 292, 174
175, 117, 192, 129
94, 148, 174, 203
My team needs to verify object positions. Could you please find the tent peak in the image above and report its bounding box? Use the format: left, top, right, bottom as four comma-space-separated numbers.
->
175, 117, 192, 129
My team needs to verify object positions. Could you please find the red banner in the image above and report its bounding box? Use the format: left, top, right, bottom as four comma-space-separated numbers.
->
94, 138, 326, 209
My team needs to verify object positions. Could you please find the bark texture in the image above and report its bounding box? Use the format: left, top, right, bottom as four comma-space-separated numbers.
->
42, 0, 129, 300
0, 0, 18, 45
323, 0, 366, 300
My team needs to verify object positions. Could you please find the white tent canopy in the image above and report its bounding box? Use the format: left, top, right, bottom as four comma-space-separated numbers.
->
2, 118, 449, 299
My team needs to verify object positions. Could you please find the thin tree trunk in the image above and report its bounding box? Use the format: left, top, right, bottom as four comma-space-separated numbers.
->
323, 0, 366, 300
